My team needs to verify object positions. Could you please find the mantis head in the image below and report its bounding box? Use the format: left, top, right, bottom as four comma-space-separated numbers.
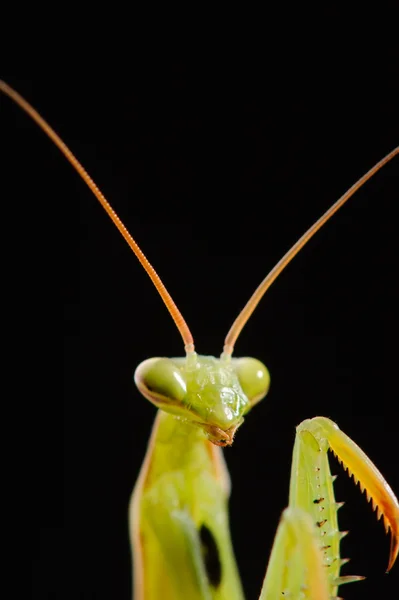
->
134, 354, 270, 446
2, 81, 396, 448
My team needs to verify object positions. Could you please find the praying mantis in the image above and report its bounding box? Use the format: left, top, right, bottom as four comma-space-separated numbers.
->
2, 80, 398, 599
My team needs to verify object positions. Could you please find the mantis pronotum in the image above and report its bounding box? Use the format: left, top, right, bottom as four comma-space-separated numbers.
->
1, 81, 398, 597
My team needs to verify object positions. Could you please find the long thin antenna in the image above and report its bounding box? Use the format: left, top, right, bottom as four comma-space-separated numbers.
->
223, 146, 399, 357
0, 80, 195, 353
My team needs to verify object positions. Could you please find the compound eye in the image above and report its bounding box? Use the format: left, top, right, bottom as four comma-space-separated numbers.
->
134, 357, 187, 404
234, 357, 270, 407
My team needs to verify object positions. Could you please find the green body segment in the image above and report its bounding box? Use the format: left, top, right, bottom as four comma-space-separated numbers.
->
288, 418, 342, 597
129, 410, 245, 600
259, 508, 329, 600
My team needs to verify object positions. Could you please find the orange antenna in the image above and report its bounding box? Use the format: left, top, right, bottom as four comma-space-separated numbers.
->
0, 80, 195, 354
223, 146, 399, 357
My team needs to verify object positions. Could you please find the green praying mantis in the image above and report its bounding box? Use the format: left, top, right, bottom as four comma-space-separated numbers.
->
1, 80, 398, 599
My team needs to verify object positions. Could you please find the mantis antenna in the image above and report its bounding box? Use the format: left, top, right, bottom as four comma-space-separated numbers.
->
1, 81, 397, 359
223, 145, 399, 357
0, 80, 195, 354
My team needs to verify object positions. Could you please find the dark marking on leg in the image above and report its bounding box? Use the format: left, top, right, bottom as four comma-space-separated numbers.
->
316, 519, 327, 527
313, 497, 325, 504
199, 524, 222, 588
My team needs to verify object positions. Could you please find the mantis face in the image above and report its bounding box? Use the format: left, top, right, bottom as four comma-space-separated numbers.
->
134, 354, 270, 445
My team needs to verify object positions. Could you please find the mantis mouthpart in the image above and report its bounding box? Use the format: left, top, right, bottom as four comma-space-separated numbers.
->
1, 79, 398, 599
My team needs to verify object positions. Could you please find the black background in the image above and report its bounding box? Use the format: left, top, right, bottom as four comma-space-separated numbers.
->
2, 54, 398, 600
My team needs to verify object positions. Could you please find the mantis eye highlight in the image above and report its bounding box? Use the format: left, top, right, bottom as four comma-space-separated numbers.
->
134, 358, 187, 405
233, 357, 270, 408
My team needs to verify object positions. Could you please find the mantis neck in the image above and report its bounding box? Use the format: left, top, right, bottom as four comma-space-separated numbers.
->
144, 410, 219, 486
